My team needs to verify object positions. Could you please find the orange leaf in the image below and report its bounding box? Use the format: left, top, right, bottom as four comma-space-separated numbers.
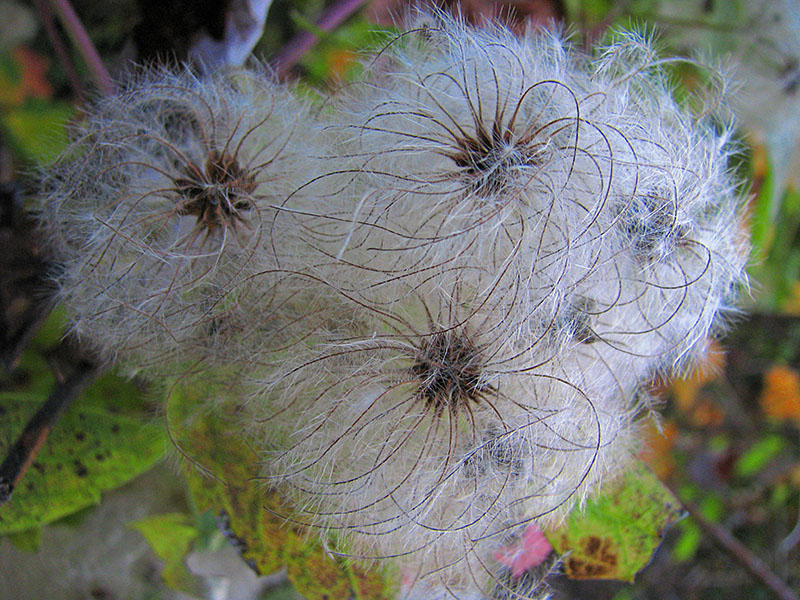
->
670, 341, 726, 426
13, 47, 52, 101
328, 48, 357, 79
784, 282, 800, 316
640, 420, 677, 479
759, 364, 800, 426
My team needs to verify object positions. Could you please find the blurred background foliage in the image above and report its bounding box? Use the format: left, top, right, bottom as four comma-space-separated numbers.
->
0, 0, 799, 599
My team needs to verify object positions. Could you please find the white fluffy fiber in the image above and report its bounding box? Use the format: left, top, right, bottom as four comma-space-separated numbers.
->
39, 65, 321, 372
251, 15, 747, 595
39, 13, 749, 600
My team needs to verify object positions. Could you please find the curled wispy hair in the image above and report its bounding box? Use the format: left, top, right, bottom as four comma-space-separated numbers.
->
248, 13, 748, 596
251, 274, 636, 597
35, 11, 749, 599
39, 64, 320, 372
279, 14, 747, 379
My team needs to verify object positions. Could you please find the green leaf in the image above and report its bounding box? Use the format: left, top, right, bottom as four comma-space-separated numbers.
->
751, 151, 775, 257
26, 306, 67, 348
299, 17, 395, 84
1, 100, 73, 162
672, 519, 702, 562
285, 535, 394, 600
545, 460, 684, 582
699, 494, 724, 522
285, 537, 360, 600
734, 434, 785, 478
8, 346, 53, 398
131, 512, 202, 595
5, 308, 152, 415
2, 309, 67, 398
171, 380, 289, 576
563, 0, 616, 25
771, 482, 791, 508
0, 392, 166, 534
5, 526, 40, 551
81, 370, 152, 414
169, 379, 395, 599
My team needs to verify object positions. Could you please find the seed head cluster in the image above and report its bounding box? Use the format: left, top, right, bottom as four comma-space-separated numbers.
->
39, 66, 318, 371
39, 14, 749, 600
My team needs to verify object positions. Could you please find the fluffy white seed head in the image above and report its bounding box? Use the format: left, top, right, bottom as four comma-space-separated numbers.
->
248, 14, 748, 596
253, 278, 637, 596
287, 16, 748, 377
36, 13, 749, 598
647, 0, 800, 203
39, 65, 321, 373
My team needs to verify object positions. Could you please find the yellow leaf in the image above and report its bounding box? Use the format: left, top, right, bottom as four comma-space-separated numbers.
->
783, 281, 800, 316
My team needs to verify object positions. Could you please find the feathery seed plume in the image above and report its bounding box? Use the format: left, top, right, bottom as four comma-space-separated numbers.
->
37, 13, 749, 599
249, 13, 748, 597
39, 66, 319, 373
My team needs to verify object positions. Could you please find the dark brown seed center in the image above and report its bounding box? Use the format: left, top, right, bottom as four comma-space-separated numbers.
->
174, 149, 257, 235
447, 119, 541, 194
412, 329, 487, 415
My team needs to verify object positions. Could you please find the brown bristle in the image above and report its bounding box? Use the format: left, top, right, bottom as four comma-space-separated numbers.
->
411, 329, 489, 415
174, 149, 257, 237
446, 115, 543, 195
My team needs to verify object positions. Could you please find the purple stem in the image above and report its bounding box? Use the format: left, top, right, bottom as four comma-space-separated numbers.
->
32, 0, 87, 104
271, 0, 367, 79
48, 0, 114, 96
664, 478, 799, 600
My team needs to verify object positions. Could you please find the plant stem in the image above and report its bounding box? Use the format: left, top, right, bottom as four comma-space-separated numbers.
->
48, 0, 114, 95
674, 490, 799, 600
0, 361, 98, 506
32, 0, 87, 104
271, 0, 366, 79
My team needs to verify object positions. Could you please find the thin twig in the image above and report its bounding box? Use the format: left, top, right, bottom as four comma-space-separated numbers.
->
779, 492, 800, 555
0, 361, 98, 506
675, 491, 799, 600
271, 0, 367, 79
48, 0, 114, 95
32, 0, 87, 104
0, 182, 52, 368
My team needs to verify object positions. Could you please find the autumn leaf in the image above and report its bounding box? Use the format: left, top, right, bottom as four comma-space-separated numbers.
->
670, 341, 726, 426
167, 378, 396, 599
13, 47, 52, 100
640, 420, 678, 479
328, 48, 357, 78
759, 364, 800, 426
546, 461, 683, 582
0, 47, 52, 107
0, 392, 166, 534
